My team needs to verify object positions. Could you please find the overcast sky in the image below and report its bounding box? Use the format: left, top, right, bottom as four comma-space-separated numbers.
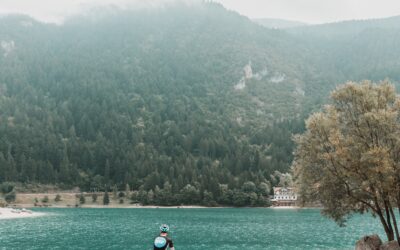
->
0, 0, 399, 24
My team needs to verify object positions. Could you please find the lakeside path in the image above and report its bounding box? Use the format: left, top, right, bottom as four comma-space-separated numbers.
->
12, 193, 316, 209
0, 208, 45, 220
17, 204, 237, 209
11, 193, 248, 209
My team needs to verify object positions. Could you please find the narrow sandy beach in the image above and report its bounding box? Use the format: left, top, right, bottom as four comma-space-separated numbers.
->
270, 206, 301, 209
0, 208, 45, 220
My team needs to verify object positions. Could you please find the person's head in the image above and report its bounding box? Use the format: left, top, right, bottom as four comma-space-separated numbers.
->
160, 224, 169, 235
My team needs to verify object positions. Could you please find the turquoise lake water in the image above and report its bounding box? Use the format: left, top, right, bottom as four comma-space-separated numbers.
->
0, 208, 386, 249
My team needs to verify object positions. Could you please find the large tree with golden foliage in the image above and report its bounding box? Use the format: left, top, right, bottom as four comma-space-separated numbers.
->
293, 81, 400, 242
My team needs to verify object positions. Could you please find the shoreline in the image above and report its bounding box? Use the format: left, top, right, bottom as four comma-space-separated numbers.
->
10, 193, 320, 210
270, 206, 302, 209
17, 204, 241, 209
18, 204, 318, 209
0, 208, 45, 220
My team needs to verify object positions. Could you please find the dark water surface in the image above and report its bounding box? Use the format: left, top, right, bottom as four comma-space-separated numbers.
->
0, 208, 385, 249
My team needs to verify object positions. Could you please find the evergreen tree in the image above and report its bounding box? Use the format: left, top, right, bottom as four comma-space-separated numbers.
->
59, 147, 71, 184
79, 193, 86, 204
103, 191, 110, 205
92, 193, 98, 203
55, 194, 62, 202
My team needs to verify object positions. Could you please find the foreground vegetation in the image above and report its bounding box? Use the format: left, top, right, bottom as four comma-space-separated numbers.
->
294, 81, 400, 242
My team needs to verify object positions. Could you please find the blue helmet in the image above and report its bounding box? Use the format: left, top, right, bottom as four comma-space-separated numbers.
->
154, 237, 167, 248
160, 224, 169, 233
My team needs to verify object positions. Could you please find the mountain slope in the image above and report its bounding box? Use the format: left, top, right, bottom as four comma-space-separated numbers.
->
0, 3, 310, 205
0, 3, 400, 205
288, 15, 400, 82
253, 18, 307, 29
288, 15, 400, 38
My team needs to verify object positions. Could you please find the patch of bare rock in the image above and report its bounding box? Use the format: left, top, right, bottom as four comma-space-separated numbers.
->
355, 235, 400, 250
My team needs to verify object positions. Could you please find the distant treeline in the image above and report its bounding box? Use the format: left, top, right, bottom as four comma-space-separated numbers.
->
0, 116, 301, 206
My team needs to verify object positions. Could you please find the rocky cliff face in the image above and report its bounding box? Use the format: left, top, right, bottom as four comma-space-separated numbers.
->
355, 235, 400, 250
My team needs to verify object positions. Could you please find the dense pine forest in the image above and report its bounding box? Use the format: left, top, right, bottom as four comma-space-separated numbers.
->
0, 2, 400, 206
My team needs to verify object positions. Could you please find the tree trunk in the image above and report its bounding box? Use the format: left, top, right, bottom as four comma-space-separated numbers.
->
384, 200, 395, 241
376, 203, 394, 241
397, 189, 400, 217
389, 205, 400, 244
